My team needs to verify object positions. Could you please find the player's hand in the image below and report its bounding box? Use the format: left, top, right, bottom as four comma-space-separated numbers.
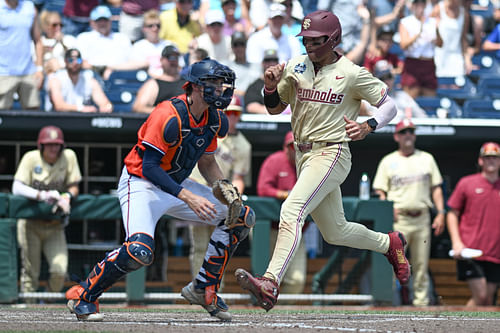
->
38, 190, 61, 204
344, 115, 370, 141
178, 188, 217, 220
432, 213, 445, 236
52, 192, 71, 215
451, 241, 466, 259
264, 63, 285, 90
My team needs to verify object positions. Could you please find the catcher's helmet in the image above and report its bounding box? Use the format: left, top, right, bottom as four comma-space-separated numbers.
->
182, 57, 235, 109
296, 10, 342, 58
37, 125, 65, 150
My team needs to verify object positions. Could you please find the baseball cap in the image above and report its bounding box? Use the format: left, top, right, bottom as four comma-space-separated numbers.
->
263, 49, 279, 62
231, 31, 247, 45
373, 60, 394, 80
269, 3, 286, 18
205, 10, 225, 25
479, 142, 500, 157
395, 118, 416, 133
283, 131, 294, 146
90, 5, 112, 21
161, 45, 180, 58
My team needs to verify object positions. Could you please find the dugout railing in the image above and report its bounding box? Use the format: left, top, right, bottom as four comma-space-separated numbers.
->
0, 193, 393, 304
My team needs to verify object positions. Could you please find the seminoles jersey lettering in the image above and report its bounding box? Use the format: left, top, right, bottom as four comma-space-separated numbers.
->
278, 54, 387, 143
124, 94, 226, 182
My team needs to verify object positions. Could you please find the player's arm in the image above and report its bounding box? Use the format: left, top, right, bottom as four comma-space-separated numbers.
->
264, 63, 288, 115
446, 208, 465, 258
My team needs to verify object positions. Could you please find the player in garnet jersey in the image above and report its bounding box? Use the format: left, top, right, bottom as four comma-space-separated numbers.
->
65, 58, 255, 322
235, 10, 411, 311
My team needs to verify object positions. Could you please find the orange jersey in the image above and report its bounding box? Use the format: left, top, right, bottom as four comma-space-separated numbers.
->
125, 94, 228, 182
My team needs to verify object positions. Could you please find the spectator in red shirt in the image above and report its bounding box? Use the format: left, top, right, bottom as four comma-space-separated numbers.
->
256, 131, 307, 294
447, 142, 500, 306
363, 26, 403, 76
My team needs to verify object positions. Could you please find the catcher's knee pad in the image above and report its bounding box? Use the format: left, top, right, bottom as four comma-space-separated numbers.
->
228, 205, 255, 239
79, 233, 154, 302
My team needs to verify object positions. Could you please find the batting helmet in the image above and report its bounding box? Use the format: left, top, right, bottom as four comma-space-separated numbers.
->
182, 57, 235, 109
37, 125, 65, 150
296, 10, 342, 58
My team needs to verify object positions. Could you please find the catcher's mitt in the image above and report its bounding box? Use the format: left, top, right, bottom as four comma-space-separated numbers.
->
212, 179, 243, 227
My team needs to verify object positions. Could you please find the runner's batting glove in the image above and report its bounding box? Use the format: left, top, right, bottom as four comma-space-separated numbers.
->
212, 179, 243, 227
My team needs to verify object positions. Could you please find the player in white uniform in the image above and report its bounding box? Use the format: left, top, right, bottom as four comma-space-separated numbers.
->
235, 10, 411, 311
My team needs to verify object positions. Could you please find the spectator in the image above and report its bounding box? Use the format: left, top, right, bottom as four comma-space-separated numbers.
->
431, 0, 473, 77
463, 0, 485, 58
119, 0, 159, 42
76, 5, 132, 77
40, 10, 77, 75
195, 10, 233, 62
399, 0, 438, 99
221, 0, 253, 37
0, 0, 43, 110
132, 45, 184, 113
61, 0, 99, 36
244, 49, 279, 114
159, 0, 202, 54
373, 118, 445, 306
372, 0, 408, 32
361, 60, 428, 120
364, 26, 403, 75
45, 48, 113, 112
447, 142, 500, 307
482, 22, 500, 59
105, 9, 175, 79
12, 125, 81, 296
222, 31, 260, 98
257, 130, 308, 294
187, 95, 252, 282
246, 3, 302, 64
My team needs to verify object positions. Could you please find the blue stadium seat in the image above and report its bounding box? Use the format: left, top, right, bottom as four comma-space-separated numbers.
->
436, 76, 481, 103
477, 76, 500, 99
415, 96, 462, 118
106, 89, 136, 112
462, 99, 500, 118
470, 0, 494, 18
469, 52, 500, 80
105, 70, 149, 91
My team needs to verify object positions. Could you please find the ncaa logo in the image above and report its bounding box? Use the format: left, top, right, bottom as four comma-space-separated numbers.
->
294, 63, 306, 74
303, 18, 311, 30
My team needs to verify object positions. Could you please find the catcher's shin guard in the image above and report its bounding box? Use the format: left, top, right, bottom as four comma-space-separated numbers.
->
77, 233, 155, 303
196, 205, 255, 293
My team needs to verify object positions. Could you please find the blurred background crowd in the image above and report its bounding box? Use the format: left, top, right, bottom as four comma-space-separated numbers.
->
1, 0, 500, 118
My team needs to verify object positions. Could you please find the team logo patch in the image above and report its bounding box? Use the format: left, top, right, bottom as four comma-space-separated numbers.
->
34, 165, 42, 174
294, 62, 306, 74
302, 18, 311, 30
196, 138, 205, 147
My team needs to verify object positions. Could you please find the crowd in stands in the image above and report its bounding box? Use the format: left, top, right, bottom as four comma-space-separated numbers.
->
1, 0, 500, 117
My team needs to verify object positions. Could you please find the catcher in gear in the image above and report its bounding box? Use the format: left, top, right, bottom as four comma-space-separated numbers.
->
65, 58, 255, 322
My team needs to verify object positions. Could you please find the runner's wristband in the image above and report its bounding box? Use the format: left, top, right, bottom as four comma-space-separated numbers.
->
264, 87, 280, 108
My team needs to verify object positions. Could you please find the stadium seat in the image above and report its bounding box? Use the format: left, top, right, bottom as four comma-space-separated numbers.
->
436, 76, 481, 103
106, 89, 136, 112
469, 52, 500, 80
105, 69, 149, 91
470, 0, 494, 18
415, 96, 462, 118
462, 99, 500, 118
477, 76, 500, 99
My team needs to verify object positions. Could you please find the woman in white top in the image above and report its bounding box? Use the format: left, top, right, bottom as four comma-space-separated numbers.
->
431, 0, 472, 77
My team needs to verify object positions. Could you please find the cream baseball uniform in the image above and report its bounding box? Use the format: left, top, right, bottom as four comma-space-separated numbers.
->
188, 133, 252, 278
14, 149, 81, 293
373, 149, 443, 305
266, 54, 391, 283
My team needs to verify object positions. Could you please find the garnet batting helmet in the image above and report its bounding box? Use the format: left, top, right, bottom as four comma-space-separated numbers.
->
296, 10, 342, 58
37, 125, 65, 150
182, 57, 235, 109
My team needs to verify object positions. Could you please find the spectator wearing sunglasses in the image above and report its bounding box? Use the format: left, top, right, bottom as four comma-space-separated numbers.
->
119, 0, 159, 43
133, 45, 184, 113
39, 10, 77, 75
373, 118, 445, 306
360, 60, 427, 121
104, 10, 178, 79
45, 48, 113, 112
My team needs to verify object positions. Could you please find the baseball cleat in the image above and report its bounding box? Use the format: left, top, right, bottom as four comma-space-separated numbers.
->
385, 231, 411, 285
235, 268, 279, 311
66, 285, 104, 322
181, 281, 232, 322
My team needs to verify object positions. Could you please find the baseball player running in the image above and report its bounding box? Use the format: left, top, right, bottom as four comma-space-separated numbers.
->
235, 10, 410, 311
65, 58, 255, 322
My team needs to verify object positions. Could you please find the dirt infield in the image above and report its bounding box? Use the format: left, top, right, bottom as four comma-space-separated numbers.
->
1, 304, 500, 332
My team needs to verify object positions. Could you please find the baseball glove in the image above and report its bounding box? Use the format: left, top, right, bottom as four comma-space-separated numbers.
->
212, 179, 243, 227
